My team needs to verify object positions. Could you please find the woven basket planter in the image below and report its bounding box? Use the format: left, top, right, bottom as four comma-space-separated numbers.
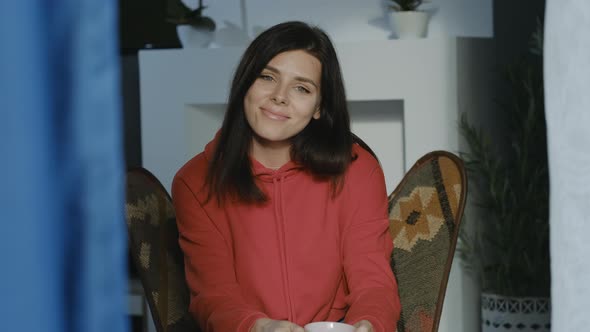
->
481, 293, 551, 332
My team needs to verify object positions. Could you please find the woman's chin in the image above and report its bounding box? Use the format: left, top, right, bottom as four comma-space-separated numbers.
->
251, 132, 292, 149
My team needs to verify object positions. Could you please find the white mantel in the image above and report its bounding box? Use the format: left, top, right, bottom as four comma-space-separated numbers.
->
138, 37, 494, 332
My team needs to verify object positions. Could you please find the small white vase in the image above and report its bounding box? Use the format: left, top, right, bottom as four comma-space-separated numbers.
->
481, 293, 551, 332
176, 25, 214, 48
389, 11, 430, 39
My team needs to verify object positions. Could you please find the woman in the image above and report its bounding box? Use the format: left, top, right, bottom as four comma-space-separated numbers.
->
172, 21, 400, 332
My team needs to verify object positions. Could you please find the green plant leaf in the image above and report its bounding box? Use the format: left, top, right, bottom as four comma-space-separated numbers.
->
456, 22, 549, 297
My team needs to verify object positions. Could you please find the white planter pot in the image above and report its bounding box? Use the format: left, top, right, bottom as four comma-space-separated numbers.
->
389, 11, 430, 39
481, 293, 551, 332
176, 25, 214, 48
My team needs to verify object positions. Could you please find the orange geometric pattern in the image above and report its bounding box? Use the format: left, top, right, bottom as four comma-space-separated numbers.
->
438, 157, 463, 219
389, 186, 444, 252
417, 309, 434, 332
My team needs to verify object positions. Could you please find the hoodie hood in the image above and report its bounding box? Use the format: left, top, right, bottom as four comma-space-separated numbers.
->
204, 130, 304, 183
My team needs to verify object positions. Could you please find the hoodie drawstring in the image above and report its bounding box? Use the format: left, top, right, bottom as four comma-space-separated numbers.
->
273, 176, 296, 322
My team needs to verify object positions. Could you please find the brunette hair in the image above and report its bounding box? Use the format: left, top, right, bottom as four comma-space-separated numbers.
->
206, 21, 376, 204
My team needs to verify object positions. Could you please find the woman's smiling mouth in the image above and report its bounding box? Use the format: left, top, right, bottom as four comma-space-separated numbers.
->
261, 107, 290, 121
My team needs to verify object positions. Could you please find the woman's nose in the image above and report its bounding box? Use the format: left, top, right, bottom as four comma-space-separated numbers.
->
270, 85, 288, 105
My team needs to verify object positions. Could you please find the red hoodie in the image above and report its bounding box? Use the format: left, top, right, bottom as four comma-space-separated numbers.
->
172, 137, 400, 332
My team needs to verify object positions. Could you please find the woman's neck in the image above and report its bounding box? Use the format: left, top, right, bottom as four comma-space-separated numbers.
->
250, 137, 291, 170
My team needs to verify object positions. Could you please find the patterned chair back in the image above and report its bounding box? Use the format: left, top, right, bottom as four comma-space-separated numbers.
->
125, 167, 198, 332
388, 151, 467, 332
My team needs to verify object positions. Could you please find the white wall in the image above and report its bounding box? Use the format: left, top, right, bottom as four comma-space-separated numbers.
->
184, 0, 492, 47
455, 38, 498, 332
545, 1, 590, 331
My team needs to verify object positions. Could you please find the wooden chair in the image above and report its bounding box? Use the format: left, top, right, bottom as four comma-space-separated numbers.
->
388, 151, 467, 332
125, 167, 198, 332
124, 151, 466, 332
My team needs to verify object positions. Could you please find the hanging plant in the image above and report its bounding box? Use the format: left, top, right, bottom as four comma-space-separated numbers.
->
387, 0, 428, 11
166, 0, 215, 31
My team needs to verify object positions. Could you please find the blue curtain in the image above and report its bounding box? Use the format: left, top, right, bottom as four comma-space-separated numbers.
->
0, 1, 128, 332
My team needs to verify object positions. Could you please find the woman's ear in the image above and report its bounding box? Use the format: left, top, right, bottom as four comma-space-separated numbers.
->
313, 108, 321, 120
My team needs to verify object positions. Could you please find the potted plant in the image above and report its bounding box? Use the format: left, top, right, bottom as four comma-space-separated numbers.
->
166, 0, 216, 48
458, 23, 550, 332
386, 0, 431, 39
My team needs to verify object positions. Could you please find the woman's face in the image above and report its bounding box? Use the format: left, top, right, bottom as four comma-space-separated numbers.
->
244, 50, 321, 149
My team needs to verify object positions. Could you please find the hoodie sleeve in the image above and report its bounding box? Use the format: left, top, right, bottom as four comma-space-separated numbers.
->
172, 176, 267, 332
341, 163, 401, 332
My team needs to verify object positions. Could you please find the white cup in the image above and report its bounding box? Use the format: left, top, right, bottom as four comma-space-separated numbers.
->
304, 321, 355, 332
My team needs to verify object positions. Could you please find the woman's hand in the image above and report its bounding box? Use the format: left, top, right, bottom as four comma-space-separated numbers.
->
251, 318, 305, 332
353, 320, 374, 332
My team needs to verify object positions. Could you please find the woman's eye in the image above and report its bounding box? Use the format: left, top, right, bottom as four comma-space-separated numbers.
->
295, 86, 311, 94
259, 74, 274, 81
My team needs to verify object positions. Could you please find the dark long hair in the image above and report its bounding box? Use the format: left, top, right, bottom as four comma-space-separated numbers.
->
206, 21, 375, 204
